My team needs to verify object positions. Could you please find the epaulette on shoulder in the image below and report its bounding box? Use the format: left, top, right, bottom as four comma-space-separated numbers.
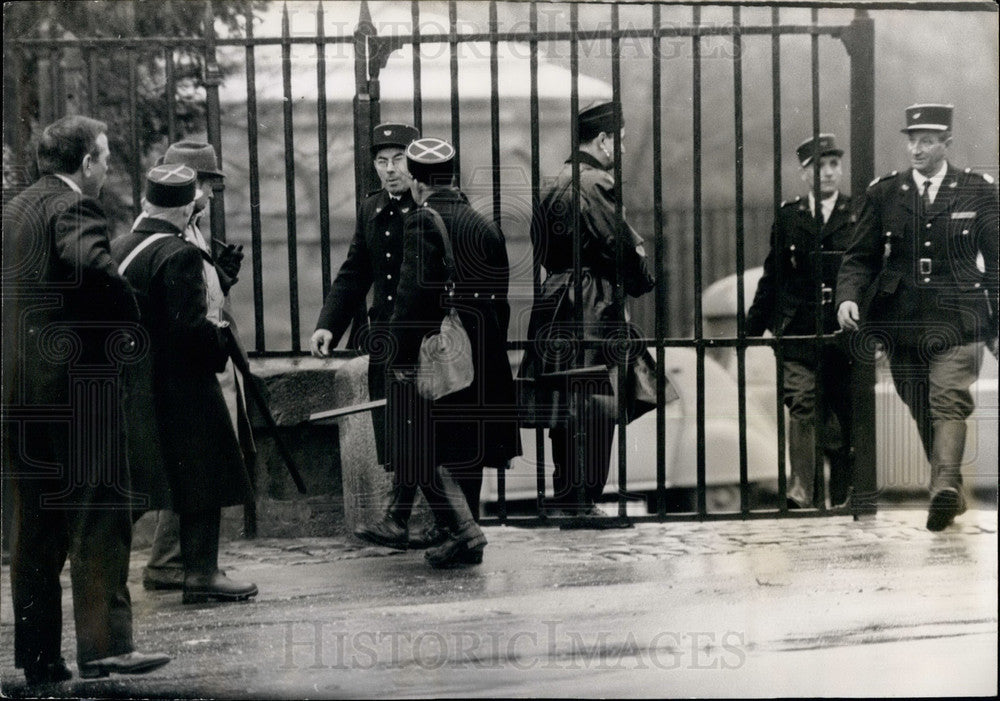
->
780, 196, 802, 208
962, 167, 996, 185
868, 171, 898, 188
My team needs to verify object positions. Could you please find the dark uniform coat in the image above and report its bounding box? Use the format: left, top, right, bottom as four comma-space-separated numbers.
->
111, 217, 252, 514
519, 151, 660, 423
747, 192, 855, 362
2, 174, 140, 667
836, 165, 999, 348
315, 188, 415, 464
389, 187, 521, 472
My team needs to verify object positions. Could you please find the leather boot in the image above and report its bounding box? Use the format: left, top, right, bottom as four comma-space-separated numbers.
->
353, 482, 418, 550
422, 466, 487, 568
786, 418, 817, 509
180, 510, 258, 604
827, 448, 853, 508
926, 420, 967, 532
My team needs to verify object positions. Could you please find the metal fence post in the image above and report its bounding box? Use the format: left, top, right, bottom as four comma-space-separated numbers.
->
842, 9, 877, 519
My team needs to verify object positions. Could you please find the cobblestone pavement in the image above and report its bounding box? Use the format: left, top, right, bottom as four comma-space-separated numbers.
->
1, 509, 997, 698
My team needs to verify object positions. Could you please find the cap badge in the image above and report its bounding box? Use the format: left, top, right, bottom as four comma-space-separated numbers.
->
383, 130, 392, 136
912, 111, 921, 119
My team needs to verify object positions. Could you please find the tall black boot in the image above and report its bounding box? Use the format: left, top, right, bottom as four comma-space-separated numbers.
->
421, 466, 487, 568
353, 482, 419, 550
786, 418, 817, 508
926, 420, 967, 532
180, 510, 258, 604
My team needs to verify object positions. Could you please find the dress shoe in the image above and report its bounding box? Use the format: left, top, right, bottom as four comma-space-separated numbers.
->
182, 571, 259, 604
353, 514, 409, 550
24, 657, 72, 685
142, 567, 185, 591
408, 525, 447, 550
78, 651, 171, 679
425, 529, 487, 569
926, 488, 960, 532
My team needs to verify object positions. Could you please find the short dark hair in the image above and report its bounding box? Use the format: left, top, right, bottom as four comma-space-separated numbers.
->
36, 115, 107, 175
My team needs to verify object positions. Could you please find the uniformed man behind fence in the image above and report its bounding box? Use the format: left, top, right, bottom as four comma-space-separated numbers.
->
747, 134, 855, 509
837, 103, 999, 531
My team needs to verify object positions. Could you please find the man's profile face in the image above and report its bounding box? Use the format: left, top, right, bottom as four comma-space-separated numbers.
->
799, 153, 842, 198
195, 177, 218, 215
907, 130, 950, 176
82, 132, 110, 197
374, 146, 411, 196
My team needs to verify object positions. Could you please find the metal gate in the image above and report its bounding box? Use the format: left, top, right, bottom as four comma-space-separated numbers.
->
5, 0, 993, 525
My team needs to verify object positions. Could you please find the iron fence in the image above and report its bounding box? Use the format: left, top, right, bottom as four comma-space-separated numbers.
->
6, 0, 996, 525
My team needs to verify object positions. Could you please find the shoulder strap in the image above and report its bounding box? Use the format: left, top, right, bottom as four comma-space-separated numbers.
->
422, 205, 456, 282
117, 233, 174, 276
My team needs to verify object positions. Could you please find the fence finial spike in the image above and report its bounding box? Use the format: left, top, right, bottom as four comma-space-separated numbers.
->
282, 1, 290, 36
316, 0, 324, 34
359, 0, 373, 27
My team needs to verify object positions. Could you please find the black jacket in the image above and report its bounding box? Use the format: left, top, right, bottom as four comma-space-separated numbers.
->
112, 217, 251, 513
747, 192, 855, 356
390, 187, 521, 469
836, 164, 999, 348
315, 188, 416, 342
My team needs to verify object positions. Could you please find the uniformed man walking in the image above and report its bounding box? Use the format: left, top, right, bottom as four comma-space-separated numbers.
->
747, 134, 855, 508
308, 123, 439, 548
837, 104, 999, 531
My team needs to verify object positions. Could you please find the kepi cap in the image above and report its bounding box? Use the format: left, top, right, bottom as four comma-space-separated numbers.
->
161, 140, 224, 179
372, 123, 420, 154
901, 104, 953, 133
578, 101, 622, 140
796, 133, 843, 167
405, 137, 455, 186
145, 163, 197, 208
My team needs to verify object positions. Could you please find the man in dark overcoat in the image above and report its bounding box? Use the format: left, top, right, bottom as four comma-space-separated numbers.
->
138, 140, 251, 594
837, 104, 999, 531
519, 101, 662, 516
747, 134, 855, 508
2, 115, 170, 683
112, 164, 257, 602
384, 136, 521, 567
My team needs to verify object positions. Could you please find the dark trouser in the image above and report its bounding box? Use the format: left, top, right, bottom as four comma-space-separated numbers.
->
549, 408, 616, 506
783, 343, 854, 507
11, 477, 134, 667
178, 510, 222, 577
887, 342, 982, 496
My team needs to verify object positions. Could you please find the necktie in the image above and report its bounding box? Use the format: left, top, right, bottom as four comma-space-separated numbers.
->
921, 180, 932, 212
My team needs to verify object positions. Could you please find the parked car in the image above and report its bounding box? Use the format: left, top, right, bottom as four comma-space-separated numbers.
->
484, 267, 998, 513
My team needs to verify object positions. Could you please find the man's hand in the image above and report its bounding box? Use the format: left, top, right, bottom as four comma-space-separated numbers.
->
837, 301, 860, 331
310, 329, 333, 358
988, 335, 999, 360
215, 242, 244, 282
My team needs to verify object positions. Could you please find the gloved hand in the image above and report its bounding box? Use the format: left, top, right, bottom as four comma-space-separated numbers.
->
215, 242, 244, 282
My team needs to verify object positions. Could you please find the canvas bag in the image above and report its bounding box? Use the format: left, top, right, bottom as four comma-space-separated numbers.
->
415, 206, 474, 401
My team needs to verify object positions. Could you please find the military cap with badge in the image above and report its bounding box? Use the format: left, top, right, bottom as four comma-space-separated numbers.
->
145, 163, 199, 208
405, 137, 456, 186
795, 133, 843, 167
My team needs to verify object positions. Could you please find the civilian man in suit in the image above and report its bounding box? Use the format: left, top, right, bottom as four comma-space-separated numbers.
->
2, 115, 170, 684
837, 104, 999, 531
747, 134, 855, 509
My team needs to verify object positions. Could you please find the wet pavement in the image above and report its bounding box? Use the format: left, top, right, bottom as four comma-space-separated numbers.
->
1, 508, 997, 698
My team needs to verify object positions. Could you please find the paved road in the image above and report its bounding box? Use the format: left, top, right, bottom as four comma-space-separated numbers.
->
1, 509, 997, 697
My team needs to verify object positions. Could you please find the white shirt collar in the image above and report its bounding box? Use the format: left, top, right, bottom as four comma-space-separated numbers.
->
807, 191, 839, 222
912, 161, 948, 202
53, 173, 82, 194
